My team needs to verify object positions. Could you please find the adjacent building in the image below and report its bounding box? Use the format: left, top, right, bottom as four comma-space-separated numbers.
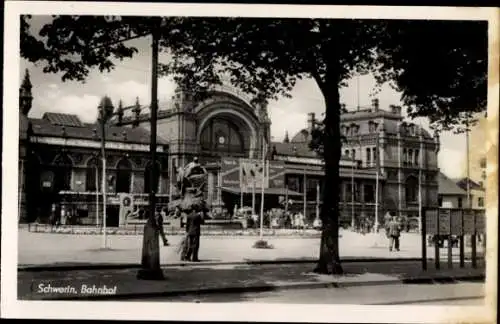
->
19, 70, 170, 226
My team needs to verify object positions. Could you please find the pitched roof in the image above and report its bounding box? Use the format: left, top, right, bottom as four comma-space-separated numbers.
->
454, 178, 485, 191
29, 113, 168, 145
43, 112, 83, 127
438, 173, 467, 196
271, 141, 319, 159
290, 129, 310, 144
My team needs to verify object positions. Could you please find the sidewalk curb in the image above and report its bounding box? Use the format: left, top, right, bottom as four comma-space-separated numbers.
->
33, 273, 485, 301
17, 256, 485, 272
18, 257, 425, 272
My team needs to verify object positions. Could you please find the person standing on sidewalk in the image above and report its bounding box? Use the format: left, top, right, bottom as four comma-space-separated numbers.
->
155, 209, 169, 246
388, 216, 402, 252
185, 205, 204, 262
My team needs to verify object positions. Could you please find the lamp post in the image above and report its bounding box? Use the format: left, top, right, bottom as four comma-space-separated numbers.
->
98, 96, 114, 249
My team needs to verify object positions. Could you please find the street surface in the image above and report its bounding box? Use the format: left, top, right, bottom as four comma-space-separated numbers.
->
141, 282, 485, 305
17, 228, 484, 267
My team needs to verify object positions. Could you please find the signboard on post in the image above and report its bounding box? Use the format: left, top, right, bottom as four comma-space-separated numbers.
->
475, 210, 486, 234
425, 209, 438, 234
463, 209, 475, 234
438, 209, 451, 235
450, 209, 463, 235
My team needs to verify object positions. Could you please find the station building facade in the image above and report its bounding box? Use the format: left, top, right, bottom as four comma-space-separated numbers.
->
19, 69, 441, 227
112, 85, 441, 226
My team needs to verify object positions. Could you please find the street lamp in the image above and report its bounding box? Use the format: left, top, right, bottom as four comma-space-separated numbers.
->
97, 96, 114, 249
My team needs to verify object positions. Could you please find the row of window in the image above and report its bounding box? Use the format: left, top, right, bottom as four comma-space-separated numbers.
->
286, 175, 419, 204
344, 147, 378, 167
40, 156, 161, 194
341, 122, 379, 137
438, 197, 485, 208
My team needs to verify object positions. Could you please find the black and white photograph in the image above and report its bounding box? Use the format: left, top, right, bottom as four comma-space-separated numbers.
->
2, 1, 498, 322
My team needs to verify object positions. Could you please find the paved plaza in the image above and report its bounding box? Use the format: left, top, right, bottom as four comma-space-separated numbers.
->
17, 228, 484, 267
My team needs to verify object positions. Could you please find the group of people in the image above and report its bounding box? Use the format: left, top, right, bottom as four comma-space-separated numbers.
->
154, 205, 205, 262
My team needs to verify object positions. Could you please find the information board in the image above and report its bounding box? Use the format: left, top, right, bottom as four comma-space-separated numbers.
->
450, 210, 463, 235
463, 210, 475, 234
438, 209, 451, 235
475, 210, 486, 234
425, 209, 438, 234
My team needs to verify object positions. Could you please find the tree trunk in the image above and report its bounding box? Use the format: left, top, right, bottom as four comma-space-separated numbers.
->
314, 81, 343, 275
137, 215, 165, 280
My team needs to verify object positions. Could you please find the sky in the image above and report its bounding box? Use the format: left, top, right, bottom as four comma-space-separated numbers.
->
19, 15, 479, 179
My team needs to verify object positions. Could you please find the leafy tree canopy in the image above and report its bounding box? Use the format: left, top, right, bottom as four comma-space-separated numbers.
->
21, 16, 487, 131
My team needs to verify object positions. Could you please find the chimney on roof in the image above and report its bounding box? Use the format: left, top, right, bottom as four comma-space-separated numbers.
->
61, 126, 67, 137
372, 99, 379, 112
307, 112, 315, 134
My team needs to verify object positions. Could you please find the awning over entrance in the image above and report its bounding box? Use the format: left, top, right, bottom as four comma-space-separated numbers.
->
221, 186, 302, 197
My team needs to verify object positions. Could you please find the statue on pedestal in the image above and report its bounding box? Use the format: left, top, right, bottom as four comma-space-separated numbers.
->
170, 157, 209, 214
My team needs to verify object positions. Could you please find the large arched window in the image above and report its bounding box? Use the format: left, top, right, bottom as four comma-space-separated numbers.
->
200, 118, 245, 155
405, 176, 418, 203
53, 154, 72, 192
86, 157, 101, 192
144, 161, 161, 194
116, 158, 132, 193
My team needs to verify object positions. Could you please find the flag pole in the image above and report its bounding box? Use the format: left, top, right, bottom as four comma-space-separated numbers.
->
96, 161, 99, 227
252, 177, 256, 215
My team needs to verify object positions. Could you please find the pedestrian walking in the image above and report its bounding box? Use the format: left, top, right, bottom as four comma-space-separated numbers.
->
388, 216, 402, 251
155, 210, 169, 246
185, 206, 204, 262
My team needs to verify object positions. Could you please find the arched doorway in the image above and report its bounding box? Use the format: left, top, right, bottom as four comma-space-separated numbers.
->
200, 117, 247, 157
86, 157, 101, 192
144, 161, 161, 194
53, 154, 72, 193
116, 158, 132, 193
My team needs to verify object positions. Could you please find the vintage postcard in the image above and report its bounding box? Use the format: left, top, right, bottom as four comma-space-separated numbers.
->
1, 1, 498, 323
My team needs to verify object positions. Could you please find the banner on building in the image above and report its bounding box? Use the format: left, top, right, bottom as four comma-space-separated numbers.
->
220, 157, 285, 190
240, 159, 268, 190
